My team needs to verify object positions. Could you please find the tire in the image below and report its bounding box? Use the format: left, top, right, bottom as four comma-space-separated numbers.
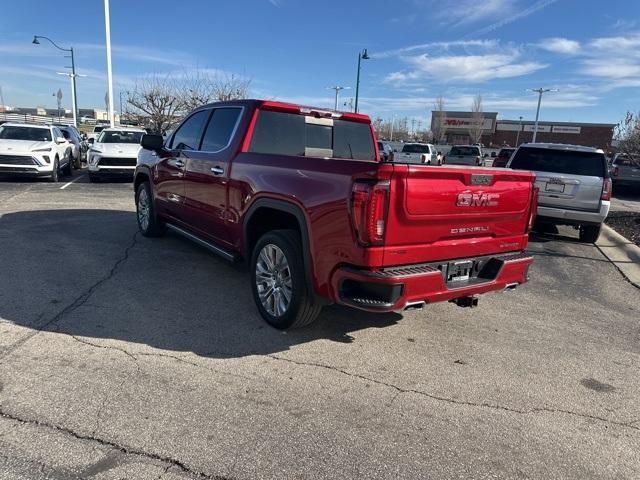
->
62, 152, 72, 176
250, 229, 322, 329
135, 181, 166, 237
579, 224, 602, 243
49, 157, 60, 183
73, 151, 81, 169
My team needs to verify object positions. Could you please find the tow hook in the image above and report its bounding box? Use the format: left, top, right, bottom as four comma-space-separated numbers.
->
450, 296, 479, 308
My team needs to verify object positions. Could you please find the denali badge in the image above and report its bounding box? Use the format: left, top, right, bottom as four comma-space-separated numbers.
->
471, 174, 493, 185
456, 192, 500, 207
451, 226, 490, 234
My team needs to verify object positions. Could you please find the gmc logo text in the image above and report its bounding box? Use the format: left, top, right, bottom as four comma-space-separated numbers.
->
456, 192, 500, 207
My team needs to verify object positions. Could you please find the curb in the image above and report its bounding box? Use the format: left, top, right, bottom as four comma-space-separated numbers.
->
596, 224, 640, 289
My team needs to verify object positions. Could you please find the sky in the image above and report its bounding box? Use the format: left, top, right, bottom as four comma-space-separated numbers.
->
1, 0, 639, 126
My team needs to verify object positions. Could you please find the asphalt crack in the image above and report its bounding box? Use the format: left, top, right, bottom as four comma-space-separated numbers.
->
0, 407, 232, 480
0, 232, 139, 361
266, 354, 640, 433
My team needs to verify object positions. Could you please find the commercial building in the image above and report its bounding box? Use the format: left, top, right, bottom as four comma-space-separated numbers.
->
431, 111, 616, 150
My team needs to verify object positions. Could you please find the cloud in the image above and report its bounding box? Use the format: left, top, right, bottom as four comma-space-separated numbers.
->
579, 34, 640, 79
537, 37, 581, 55
384, 40, 547, 87
468, 0, 560, 37
373, 40, 498, 59
443, 0, 518, 26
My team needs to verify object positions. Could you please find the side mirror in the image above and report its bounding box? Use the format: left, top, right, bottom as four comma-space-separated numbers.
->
483, 153, 489, 158
88, 138, 95, 144
141, 133, 164, 151
393, 149, 398, 153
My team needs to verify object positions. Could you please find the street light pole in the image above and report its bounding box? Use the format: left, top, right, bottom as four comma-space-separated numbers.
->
515, 115, 523, 146
354, 49, 369, 114
32, 35, 79, 127
528, 88, 558, 142
328, 86, 349, 111
104, 0, 115, 127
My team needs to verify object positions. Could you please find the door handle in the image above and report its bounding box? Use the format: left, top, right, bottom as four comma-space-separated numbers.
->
211, 166, 224, 175
174, 159, 185, 168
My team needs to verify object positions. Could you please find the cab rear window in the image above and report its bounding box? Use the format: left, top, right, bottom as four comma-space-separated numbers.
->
401, 144, 430, 153
510, 147, 606, 177
249, 110, 376, 160
450, 146, 480, 156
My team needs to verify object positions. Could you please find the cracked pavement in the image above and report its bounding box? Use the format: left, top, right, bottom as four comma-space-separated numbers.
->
0, 174, 639, 479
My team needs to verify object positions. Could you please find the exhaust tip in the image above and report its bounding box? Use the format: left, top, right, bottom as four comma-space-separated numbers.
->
404, 301, 426, 312
504, 282, 519, 292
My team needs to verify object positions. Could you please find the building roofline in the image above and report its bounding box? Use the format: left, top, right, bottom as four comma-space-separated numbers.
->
497, 119, 616, 127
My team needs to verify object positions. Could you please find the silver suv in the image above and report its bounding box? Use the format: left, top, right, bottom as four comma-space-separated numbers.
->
507, 143, 611, 243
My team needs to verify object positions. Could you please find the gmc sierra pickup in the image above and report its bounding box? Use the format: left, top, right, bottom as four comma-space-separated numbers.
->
134, 100, 537, 329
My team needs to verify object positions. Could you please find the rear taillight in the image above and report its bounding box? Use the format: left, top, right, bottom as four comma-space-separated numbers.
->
476, 156, 481, 165
421, 154, 427, 163
350, 181, 390, 246
612, 166, 619, 177
601, 177, 612, 201
527, 187, 539, 233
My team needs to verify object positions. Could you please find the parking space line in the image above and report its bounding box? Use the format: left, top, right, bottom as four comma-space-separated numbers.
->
60, 174, 86, 190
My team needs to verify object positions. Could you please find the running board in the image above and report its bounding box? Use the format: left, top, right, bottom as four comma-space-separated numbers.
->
166, 223, 236, 262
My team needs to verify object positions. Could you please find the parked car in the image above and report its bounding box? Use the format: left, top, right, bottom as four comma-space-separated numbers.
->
492, 147, 515, 168
87, 127, 145, 182
87, 124, 108, 142
377, 141, 393, 161
393, 143, 439, 164
507, 143, 611, 243
610, 153, 640, 190
443, 145, 483, 166
55, 124, 85, 168
134, 100, 537, 329
0, 122, 73, 181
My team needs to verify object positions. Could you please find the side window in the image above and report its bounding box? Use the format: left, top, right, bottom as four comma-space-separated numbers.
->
249, 111, 305, 156
200, 108, 242, 152
170, 110, 209, 151
53, 128, 62, 140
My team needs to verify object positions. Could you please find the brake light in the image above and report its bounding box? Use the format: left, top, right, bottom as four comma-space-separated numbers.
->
612, 166, 619, 176
421, 154, 427, 162
476, 156, 481, 166
527, 187, 539, 233
601, 177, 612, 201
350, 181, 390, 246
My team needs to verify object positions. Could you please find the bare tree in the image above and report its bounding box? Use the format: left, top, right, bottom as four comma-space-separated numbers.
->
126, 75, 184, 134
469, 94, 484, 144
615, 111, 640, 154
125, 69, 252, 134
431, 95, 446, 144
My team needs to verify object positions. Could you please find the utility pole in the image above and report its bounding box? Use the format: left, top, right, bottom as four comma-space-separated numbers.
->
515, 115, 523, 146
327, 86, 349, 111
528, 88, 558, 142
104, 0, 115, 127
0, 85, 6, 120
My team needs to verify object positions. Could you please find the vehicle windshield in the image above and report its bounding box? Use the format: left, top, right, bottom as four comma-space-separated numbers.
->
499, 148, 515, 157
401, 144, 430, 153
97, 130, 144, 144
450, 146, 480, 156
510, 147, 606, 177
0, 125, 52, 142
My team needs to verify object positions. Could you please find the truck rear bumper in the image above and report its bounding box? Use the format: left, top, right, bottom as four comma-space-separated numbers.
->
331, 252, 533, 312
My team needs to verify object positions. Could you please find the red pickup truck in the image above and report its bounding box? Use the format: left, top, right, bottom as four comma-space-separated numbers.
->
134, 100, 537, 329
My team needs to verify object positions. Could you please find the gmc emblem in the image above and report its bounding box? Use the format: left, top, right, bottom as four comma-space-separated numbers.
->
456, 192, 500, 207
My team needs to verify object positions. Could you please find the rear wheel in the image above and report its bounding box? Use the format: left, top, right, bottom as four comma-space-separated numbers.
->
251, 229, 321, 329
135, 181, 165, 237
579, 224, 602, 243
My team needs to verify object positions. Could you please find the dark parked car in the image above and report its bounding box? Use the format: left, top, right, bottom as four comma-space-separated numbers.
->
55, 124, 86, 168
492, 148, 515, 168
610, 153, 640, 190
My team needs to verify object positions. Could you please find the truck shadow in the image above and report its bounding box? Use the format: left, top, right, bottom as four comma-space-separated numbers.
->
0, 209, 400, 359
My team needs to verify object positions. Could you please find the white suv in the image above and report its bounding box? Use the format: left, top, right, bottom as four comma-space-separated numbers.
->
507, 143, 611, 243
87, 127, 145, 182
0, 123, 73, 182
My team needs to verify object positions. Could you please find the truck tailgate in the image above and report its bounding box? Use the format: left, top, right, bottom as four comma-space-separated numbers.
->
382, 164, 535, 265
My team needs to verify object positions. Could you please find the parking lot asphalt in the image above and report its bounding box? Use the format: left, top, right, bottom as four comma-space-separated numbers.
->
1, 171, 639, 479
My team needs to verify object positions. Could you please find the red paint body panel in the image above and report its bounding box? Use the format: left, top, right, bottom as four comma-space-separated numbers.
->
139, 99, 537, 312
